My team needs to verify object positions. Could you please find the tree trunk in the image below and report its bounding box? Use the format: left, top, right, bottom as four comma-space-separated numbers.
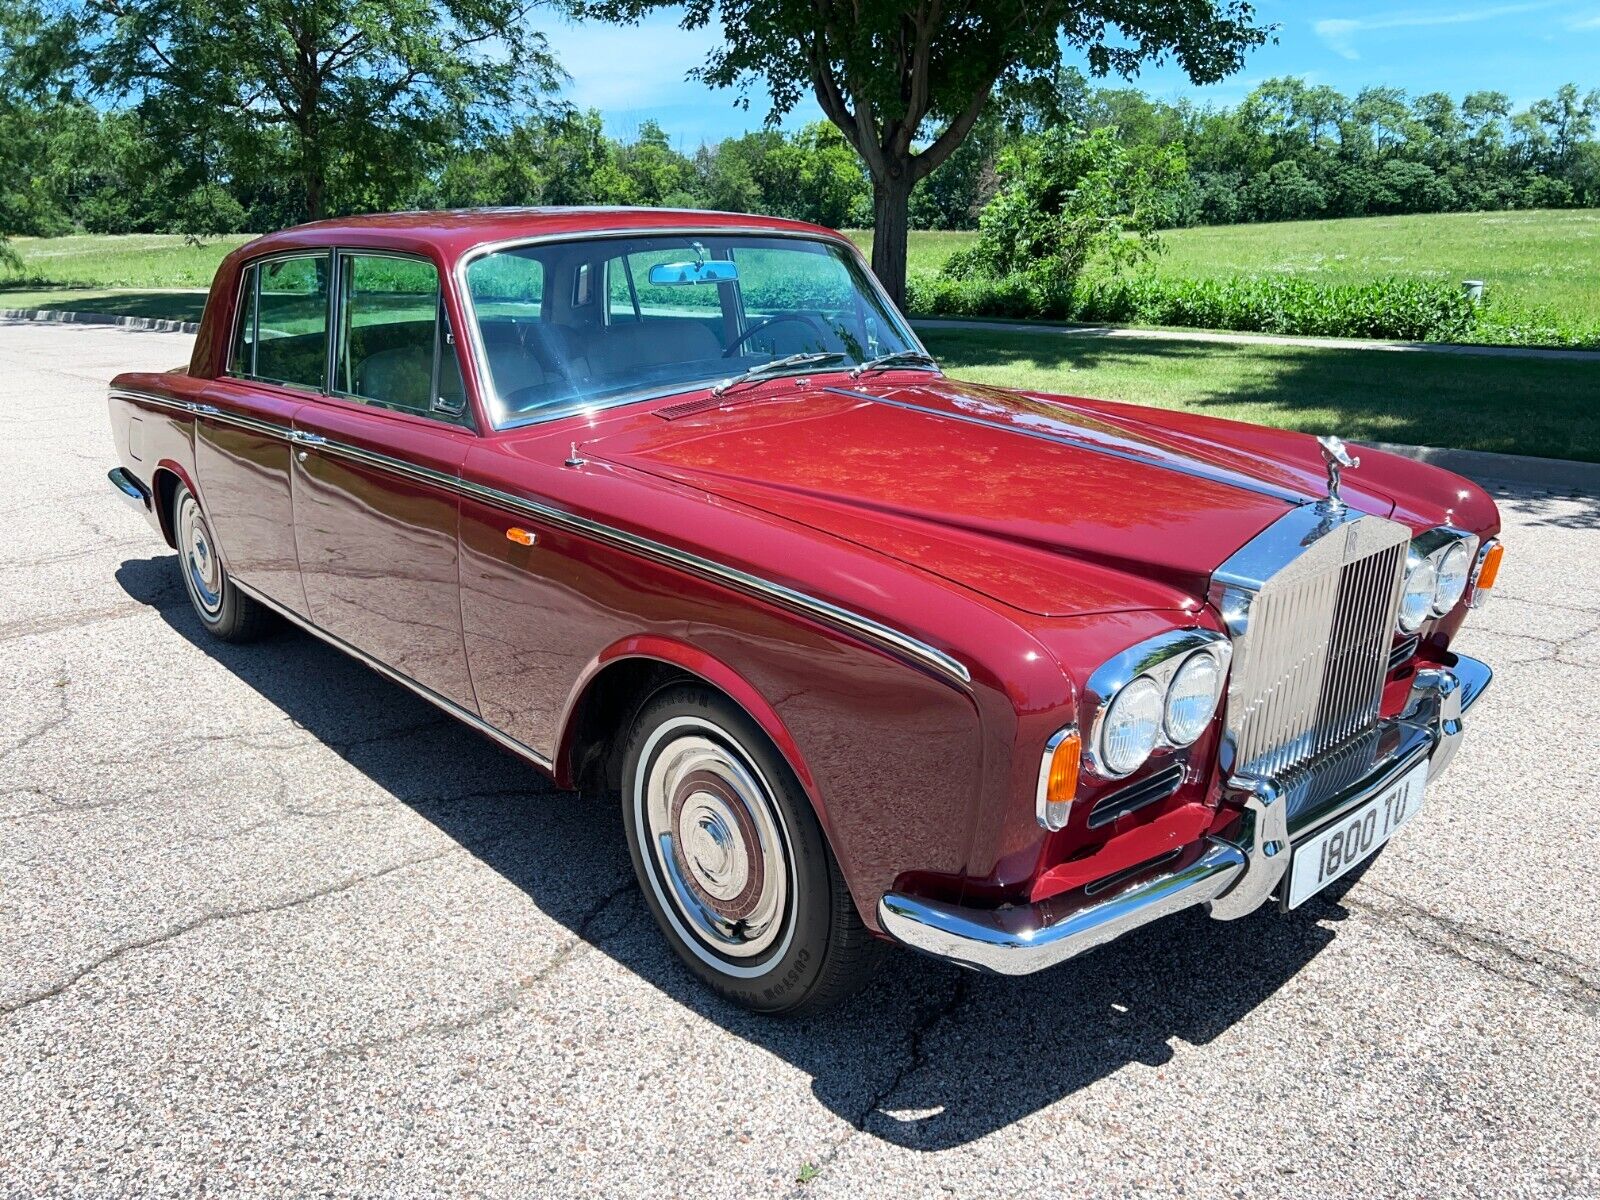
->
869, 164, 914, 311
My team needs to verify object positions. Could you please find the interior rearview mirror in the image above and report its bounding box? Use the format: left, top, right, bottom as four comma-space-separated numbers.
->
648, 260, 739, 286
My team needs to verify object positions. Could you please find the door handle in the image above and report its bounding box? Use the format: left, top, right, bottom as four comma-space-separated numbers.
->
290, 430, 327, 445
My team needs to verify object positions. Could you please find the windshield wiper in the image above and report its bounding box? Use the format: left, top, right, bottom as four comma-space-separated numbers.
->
712, 352, 845, 396
849, 349, 939, 378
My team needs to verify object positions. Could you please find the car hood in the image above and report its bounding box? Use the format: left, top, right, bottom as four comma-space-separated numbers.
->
580, 375, 1405, 618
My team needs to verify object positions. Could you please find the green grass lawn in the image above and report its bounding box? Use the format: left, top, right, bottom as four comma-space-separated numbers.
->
922, 327, 1600, 463
853, 209, 1600, 323
1155, 209, 1600, 323
1, 232, 252, 289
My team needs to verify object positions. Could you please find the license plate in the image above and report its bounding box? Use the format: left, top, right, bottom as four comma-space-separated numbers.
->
1284, 761, 1428, 909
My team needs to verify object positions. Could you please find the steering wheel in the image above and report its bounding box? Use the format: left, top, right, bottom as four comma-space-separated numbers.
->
721, 313, 832, 358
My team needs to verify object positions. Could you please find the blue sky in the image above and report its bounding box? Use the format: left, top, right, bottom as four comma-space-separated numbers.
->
539, 0, 1600, 147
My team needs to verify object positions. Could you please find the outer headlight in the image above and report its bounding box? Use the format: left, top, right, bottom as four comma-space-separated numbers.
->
1430, 539, 1473, 616
1164, 651, 1224, 746
1099, 676, 1164, 776
1398, 552, 1437, 633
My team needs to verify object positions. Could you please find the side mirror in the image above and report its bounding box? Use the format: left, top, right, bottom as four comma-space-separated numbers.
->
647, 260, 739, 286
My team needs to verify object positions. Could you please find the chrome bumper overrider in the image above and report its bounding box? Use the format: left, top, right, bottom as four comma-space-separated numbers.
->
109, 466, 151, 512
877, 653, 1491, 975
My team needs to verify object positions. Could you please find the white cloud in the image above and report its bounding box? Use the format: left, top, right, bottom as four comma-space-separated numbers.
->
1568, 10, 1600, 25
1313, 1, 1568, 59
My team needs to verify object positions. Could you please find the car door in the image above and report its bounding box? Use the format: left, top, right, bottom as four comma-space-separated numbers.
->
289, 249, 479, 713
191, 252, 326, 616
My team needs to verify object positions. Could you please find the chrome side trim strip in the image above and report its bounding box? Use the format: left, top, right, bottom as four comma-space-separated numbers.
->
450, 476, 974, 687
111, 388, 292, 441
114, 386, 969, 687
878, 837, 1247, 975
230, 578, 555, 772
826, 386, 1307, 505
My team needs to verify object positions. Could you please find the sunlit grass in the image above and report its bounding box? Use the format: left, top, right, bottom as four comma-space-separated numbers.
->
922, 326, 1600, 463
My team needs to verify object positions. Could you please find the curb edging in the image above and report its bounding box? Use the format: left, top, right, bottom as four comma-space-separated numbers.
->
1360, 440, 1600, 492
0, 307, 201, 335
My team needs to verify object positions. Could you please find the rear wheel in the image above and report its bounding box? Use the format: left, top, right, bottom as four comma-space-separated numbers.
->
621, 686, 879, 1014
173, 483, 275, 642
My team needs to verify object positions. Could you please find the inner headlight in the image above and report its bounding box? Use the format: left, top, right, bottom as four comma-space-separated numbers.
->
1099, 676, 1164, 776
1164, 651, 1224, 746
1398, 552, 1437, 633
1430, 540, 1473, 616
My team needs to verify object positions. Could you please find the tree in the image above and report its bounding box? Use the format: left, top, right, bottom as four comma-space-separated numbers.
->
579, 0, 1268, 306
82, 0, 562, 222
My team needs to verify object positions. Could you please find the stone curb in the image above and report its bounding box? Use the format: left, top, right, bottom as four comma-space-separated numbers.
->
1360, 441, 1600, 492
1, 307, 201, 335
911, 316, 1600, 362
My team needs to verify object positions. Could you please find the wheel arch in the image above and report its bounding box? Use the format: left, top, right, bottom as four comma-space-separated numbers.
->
149, 460, 199, 549
555, 635, 822, 817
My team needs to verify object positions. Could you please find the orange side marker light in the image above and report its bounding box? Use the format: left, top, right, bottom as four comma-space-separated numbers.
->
1037, 728, 1082, 832
1470, 540, 1503, 607
506, 527, 537, 547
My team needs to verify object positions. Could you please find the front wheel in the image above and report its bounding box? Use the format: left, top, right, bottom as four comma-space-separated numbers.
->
173, 482, 275, 642
621, 686, 879, 1014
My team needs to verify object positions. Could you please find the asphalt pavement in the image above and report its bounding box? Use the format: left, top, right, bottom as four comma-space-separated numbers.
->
2, 320, 1596, 1198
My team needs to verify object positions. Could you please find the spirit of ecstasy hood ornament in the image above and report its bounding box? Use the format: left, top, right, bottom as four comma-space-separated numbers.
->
1316, 435, 1359, 511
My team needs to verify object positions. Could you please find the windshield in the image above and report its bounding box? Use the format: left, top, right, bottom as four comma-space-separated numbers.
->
461, 233, 926, 428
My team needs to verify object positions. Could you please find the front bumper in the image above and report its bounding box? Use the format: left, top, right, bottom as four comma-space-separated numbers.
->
877, 652, 1491, 975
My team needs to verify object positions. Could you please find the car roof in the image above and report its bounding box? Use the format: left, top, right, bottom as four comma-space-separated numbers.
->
231, 207, 850, 263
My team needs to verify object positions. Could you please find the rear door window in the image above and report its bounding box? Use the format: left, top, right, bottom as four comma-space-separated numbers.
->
331, 252, 467, 423
246, 254, 331, 391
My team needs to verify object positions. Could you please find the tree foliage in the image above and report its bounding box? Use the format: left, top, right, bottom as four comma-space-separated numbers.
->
78, 0, 562, 221
577, 0, 1269, 303
945, 126, 1185, 296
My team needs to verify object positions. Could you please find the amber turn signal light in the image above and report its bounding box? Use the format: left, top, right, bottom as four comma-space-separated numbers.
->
505, 527, 537, 546
1036, 727, 1082, 831
1469, 540, 1503, 607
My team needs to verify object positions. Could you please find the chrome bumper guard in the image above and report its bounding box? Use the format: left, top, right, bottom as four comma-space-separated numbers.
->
109, 466, 151, 512
877, 653, 1491, 975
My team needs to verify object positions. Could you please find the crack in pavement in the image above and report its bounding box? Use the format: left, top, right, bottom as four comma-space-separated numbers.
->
241, 877, 641, 1083
0, 834, 513, 1019
789, 974, 973, 1192
1348, 885, 1600, 1017
0, 597, 187, 646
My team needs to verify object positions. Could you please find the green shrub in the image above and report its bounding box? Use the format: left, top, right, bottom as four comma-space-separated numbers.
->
907, 269, 1483, 342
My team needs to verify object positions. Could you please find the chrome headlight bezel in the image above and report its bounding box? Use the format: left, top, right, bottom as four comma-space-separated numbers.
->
1084, 630, 1232, 780
1400, 528, 1481, 631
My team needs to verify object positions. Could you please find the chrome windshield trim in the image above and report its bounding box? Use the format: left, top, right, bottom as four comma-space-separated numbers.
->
231, 578, 555, 771
826, 387, 1308, 505
452, 226, 929, 432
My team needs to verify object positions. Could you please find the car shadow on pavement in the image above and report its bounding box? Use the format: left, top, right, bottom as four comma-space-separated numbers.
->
119, 553, 1344, 1152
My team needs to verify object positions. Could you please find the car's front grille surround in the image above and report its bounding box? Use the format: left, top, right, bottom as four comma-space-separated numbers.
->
1214, 508, 1411, 781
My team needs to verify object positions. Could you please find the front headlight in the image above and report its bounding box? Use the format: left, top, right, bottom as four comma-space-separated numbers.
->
1099, 676, 1164, 776
1398, 551, 1437, 633
1164, 651, 1224, 746
1430, 539, 1473, 615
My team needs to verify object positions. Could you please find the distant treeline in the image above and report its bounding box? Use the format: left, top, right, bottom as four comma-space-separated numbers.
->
2, 71, 1596, 238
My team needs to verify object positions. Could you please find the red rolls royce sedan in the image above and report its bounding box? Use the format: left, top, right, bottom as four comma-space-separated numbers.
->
106, 208, 1500, 1013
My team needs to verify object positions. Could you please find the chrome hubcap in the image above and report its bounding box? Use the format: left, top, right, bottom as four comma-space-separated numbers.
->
177, 493, 223, 617
639, 720, 793, 970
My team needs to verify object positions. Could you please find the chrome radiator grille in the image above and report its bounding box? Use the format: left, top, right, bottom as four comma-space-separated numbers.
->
1214, 510, 1410, 780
